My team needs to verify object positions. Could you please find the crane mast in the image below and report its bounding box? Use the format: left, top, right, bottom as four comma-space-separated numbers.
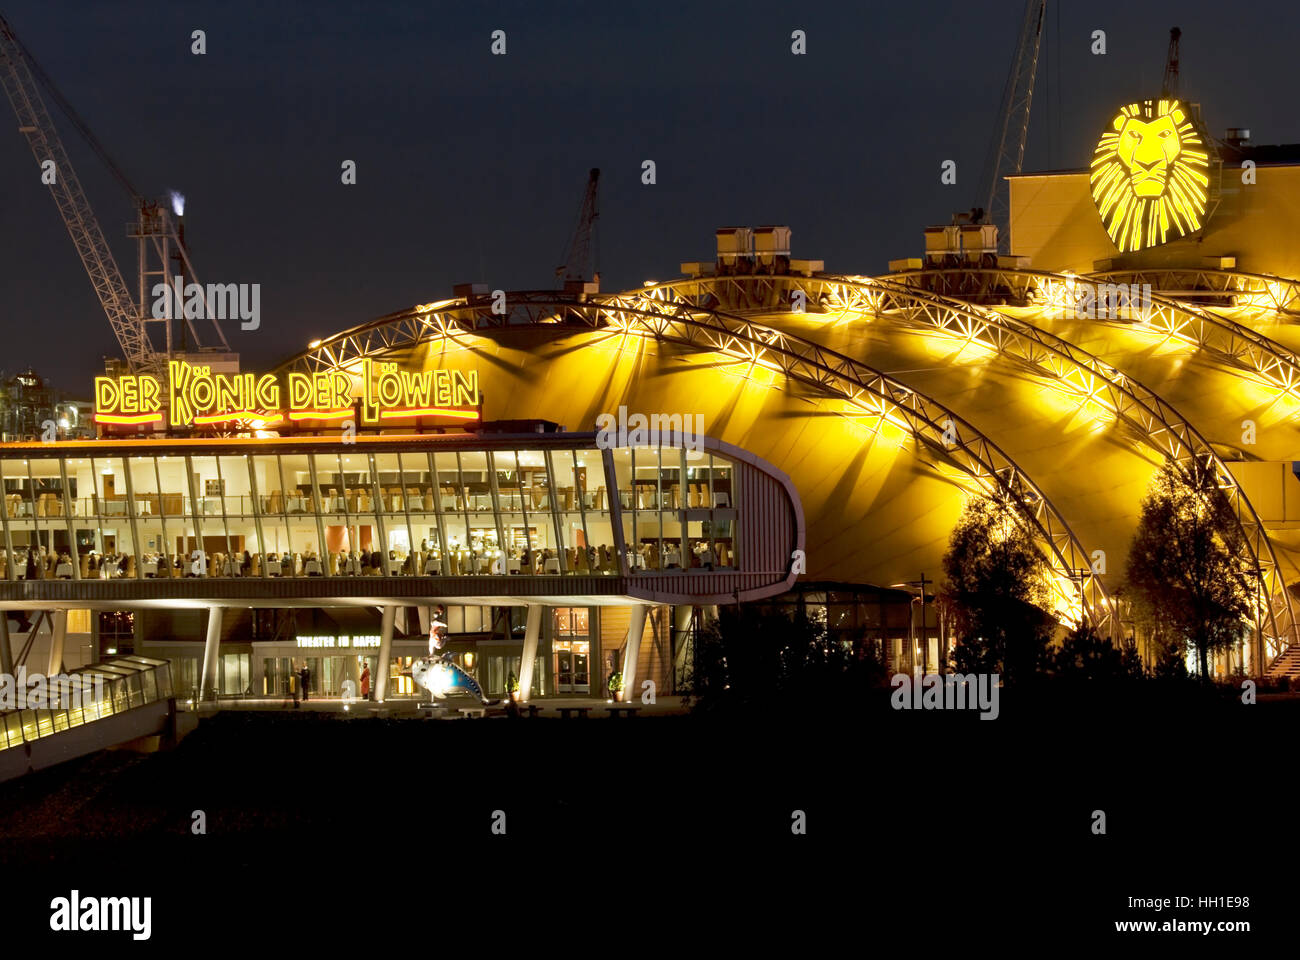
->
978, 0, 1047, 254
0, 12, 154, 371
556, 168, 600, 295
0, 12, 230, 376
1161, 27, 1182, 98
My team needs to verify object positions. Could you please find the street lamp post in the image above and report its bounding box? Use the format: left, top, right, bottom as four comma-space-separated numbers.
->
892, 574, 931, 676
918, 572, 929, 674
1068, 566, 1091, 630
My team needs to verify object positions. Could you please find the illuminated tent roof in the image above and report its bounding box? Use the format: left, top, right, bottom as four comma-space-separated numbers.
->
277, 254, 1300, 672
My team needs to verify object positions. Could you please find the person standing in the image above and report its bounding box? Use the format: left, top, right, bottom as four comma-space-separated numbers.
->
360, 663, 371, 700
291, 665, 300, 709
299, 664, 311, 702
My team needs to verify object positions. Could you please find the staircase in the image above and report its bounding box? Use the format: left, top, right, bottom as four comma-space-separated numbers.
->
1267, 644, 1300, 679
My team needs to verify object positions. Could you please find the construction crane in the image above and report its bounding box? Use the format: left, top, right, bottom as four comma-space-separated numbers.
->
1161, 27, 1182, 98
976, 0, 1047, 254
555, 168, 600, 295
0, 12, 228, 374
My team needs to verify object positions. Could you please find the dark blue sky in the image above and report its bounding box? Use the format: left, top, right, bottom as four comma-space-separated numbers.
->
2, 0, 1297, 389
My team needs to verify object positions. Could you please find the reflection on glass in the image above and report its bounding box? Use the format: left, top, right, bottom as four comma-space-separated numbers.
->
0, 442, 743, 582
88, 457, 136, 578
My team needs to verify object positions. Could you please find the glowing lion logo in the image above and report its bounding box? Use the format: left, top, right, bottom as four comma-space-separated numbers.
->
1090, 99, 1211, 253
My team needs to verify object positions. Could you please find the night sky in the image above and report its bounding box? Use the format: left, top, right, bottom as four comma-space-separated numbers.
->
2, 0, 1297, 390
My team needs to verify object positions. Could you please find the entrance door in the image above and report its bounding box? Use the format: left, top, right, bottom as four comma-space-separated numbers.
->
556, 641, 573, 693
220, 653, 250, 696
554, 640, 589, 694
571, 642, 589, 694
264, 657, 293, 696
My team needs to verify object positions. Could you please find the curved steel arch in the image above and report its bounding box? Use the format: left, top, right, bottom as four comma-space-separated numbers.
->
623, 271, 1295, 666
1090, 267, 1300, 320
276, 293, 1115, 635
891, 267, 1300, 398
877, 266, 1300, 666
282, 292, 622, 376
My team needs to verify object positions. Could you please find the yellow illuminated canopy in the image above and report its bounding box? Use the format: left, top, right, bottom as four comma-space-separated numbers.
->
1090, 98, 1211, 253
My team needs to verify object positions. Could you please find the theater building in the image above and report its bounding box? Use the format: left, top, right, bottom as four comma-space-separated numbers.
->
0, 424, 804, 702
5, 94, 1300, 690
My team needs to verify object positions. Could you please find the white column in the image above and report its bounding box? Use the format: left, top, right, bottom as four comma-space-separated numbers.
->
199, 606, 223, 701
375, 605, 396, 702
517, 603, 543, 702
672, 604, 693, 637
46, 609, 67, 675
620, 604, 649, 703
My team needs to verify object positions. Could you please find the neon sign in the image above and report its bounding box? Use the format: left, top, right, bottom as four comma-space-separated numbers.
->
297, 635, 381, 648
360, 359, 479, 425
94, 360, 481, 430
1091, 98, 1212, 253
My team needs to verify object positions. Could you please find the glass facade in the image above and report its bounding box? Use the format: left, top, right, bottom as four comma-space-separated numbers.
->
0, 441, 741, 580
0, 655, 173, 753
607, 445, 737, 572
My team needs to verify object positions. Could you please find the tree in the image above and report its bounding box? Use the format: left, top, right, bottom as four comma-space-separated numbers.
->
688, 606, 886, 712
941, 493, 1055, 685
1051, 621, 1144, 683
1125, 459, 1253, 683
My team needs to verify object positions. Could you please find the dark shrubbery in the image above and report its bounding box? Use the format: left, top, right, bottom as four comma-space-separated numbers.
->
687, 606, 888, 714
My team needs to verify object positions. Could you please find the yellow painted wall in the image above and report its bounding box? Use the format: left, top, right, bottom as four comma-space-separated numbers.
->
1009, 165, 1300, 278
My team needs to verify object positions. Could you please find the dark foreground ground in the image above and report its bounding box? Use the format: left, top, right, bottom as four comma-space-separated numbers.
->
0, 690, 1292, 948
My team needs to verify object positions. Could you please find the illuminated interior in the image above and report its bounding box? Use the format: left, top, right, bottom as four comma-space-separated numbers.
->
0, 439, 745, 580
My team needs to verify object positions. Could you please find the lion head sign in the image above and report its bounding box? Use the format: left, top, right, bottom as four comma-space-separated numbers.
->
1090, 98, 1212, 253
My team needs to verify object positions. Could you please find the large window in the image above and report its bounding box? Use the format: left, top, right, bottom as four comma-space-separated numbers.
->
2, 456, 68, 580
401, 451, 440, 574
156, 454, 193, 575
457, 450, 499, 575
549, 449, 588, 575
374, 451, 412, 574
0, 441, 741, 581
89, 457, 136, 577
553, 606, 590, 636
98, 611, 134, 655
278, 452, 321, 576
605, 445, 739, 574
435, 451, 469, 574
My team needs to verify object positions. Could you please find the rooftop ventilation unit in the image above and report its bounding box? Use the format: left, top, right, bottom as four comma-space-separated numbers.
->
715, 227, 755, 275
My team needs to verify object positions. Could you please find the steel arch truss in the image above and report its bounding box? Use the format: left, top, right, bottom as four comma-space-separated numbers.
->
284, 293, 617, 376
625, 272, 1295, 665
277, 294, 1114, 636
1090, 268, 1300, 320
893, 268, 1300, 399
